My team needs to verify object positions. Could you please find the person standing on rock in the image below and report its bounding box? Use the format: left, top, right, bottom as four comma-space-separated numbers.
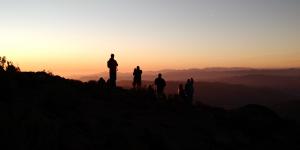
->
154, 73, 166, 98
107, 54, 118, 88
133, 66, 143, 89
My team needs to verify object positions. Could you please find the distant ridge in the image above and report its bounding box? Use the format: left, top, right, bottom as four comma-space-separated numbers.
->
76, 68, 300, 82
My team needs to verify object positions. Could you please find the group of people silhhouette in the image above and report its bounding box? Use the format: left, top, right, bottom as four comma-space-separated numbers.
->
103, 53, 194, 103
178, 78, 194, 104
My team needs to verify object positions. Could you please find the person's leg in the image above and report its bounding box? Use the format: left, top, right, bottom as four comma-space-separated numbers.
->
109, 71, 114, 79
157, 88, 163, 98
111, 71, 117, 87
137, 80, 141, 89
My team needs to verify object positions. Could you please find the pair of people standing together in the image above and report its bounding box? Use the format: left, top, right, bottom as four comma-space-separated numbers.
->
107, 54, 142, 88
178, 78, 194, 104
132, 67, 167, 97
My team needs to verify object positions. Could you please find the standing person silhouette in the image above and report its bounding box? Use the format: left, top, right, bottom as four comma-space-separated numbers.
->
178, 84, 186, 99
185, 78, 194, 104
154, 73, 166, 98
190, 78, 194, 101
133, 66, 143, 89
107, 54, 118, 88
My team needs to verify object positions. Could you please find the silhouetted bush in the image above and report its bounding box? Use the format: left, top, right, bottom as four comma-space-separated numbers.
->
0, 56, 20, 73
0, 56, 6, 72
6, 61, 20, 73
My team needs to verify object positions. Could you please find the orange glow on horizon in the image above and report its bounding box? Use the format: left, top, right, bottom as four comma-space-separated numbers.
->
1, 1, 299, 78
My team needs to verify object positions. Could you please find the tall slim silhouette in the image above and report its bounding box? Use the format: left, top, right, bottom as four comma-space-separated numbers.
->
132, 66, 142, 89
154, 73, 166, 98
178, 84, 186, 99
107, 54, 118, 88
185, 78, 194, 104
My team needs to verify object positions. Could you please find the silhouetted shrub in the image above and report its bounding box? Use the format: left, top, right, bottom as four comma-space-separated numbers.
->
0, 56, 6, 72
0, 56, 21, 73
6, 61, 20, 73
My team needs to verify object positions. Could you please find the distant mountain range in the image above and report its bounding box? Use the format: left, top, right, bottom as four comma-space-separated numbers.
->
75, 68, 300, 114
75, 68, 300, 94
74, 68, 300, 82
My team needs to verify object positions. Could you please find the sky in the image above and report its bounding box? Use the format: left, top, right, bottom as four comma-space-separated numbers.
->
0, 0, 299, 77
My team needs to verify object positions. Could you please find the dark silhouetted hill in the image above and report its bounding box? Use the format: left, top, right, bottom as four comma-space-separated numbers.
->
271, 100, 300, 121
1, 71, 300, 150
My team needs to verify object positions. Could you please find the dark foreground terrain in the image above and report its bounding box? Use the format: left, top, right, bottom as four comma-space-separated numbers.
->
1, 72, 300, 150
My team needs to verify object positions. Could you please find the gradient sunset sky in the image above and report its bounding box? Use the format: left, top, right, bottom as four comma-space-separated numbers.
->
1, 0, 299, 77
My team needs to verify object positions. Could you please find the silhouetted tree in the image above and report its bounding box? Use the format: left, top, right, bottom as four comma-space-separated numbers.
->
6, 61, 20, 73
0, 56, 6, 72
0, 56, 20, 73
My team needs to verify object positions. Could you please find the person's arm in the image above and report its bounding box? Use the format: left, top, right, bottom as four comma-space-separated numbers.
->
107, 60, 110, 68
114, 60, 118, 71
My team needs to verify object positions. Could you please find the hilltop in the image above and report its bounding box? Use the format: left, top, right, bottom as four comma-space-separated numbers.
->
0, 71, 300, 150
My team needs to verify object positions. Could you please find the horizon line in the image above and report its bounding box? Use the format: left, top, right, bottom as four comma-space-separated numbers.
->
57, 66, 300, 79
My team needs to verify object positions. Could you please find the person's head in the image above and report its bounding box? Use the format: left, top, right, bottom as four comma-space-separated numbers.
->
187, 79, 191, 83
111, 54, 114, 58
158, 73, 162, 78
137, 66, 140, 70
